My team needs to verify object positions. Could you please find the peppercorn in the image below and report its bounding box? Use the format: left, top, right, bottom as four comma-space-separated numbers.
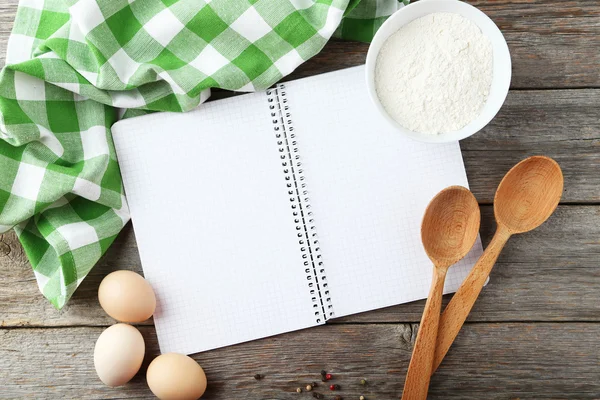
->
312, 381, 319, 387
329, 384, 341, 391
312, 393, 324, 399
325, 373, 333, 381
334, 396, 344, 400
360, 379, 367, 386
306, 384, 313, 391
253, 374, 264, 380
296, 387, 302, 393
360, 396, 366, 400
321, 370, 327, 377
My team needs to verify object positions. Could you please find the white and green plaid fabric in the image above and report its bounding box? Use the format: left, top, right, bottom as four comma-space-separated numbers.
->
335, 0, 409, 41
0, 0, 406, 309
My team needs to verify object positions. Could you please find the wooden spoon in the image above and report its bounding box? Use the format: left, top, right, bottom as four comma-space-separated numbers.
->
402, 186, 480, 400
432, 156, 564, 373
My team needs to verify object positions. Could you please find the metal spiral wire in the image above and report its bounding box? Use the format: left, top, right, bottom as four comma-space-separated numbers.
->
266, 85, 334, 321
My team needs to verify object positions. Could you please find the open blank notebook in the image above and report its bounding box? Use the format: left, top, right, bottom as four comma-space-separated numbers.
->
112, 66, 483, 355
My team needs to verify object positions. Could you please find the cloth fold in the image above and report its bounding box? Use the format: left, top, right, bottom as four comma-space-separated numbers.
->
0, 0, 406, 308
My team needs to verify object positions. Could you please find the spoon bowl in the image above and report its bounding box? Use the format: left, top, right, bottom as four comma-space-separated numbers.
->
494, 156, 564, 234
422, 186, 481, 268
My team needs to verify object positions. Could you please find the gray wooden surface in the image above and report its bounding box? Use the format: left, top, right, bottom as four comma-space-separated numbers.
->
1, 0, 599, 399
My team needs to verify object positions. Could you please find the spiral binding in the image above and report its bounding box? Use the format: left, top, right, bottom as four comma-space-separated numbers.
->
266, 84, 334, 323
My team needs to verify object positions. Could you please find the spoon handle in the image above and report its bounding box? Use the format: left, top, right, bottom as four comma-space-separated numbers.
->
432, 225, 512, 373
402, 267, 447, 400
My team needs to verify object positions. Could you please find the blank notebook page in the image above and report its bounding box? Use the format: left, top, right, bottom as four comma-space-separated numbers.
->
112, 93, 320, 354
285, 66, 483, 317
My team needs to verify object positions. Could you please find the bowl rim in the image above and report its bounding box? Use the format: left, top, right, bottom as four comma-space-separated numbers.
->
365, 0, 512, 144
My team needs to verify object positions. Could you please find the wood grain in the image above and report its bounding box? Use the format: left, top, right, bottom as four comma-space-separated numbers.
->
402, 267, 445, 399
0, 0, 14, 65
0, 324, 598, 399
402, 187, 481, 399
286, 0, 600, 89
0, 1, 599, 89
434, 156, 565, 372
462, 89, 600, 204
2, 205, 599, 327
0, 1, 598, 399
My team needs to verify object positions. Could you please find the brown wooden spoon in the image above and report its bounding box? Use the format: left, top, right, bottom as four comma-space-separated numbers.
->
402, 186, 480, 400
432, 156, 564, 373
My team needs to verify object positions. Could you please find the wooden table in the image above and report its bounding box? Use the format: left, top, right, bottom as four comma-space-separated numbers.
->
1, 1, 599, 399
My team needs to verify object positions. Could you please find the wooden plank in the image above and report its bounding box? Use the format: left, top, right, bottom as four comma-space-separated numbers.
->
0, 225, 144, 328
0, 324, 598, 399
0, 1, 599, 89
0, 0, 15, 66
477, 0, 600, 89
462, 89, 600, 204
339, 204, 600, 322
285, 0, 600, 89
2, 205, 599, 327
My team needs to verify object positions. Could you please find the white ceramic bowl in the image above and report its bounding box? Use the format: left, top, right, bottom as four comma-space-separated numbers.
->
365, 0, 512, 143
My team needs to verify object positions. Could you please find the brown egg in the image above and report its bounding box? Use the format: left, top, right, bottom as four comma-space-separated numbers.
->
94, 324, 145, 387
98, 270, 156, 322
147, 353, 207, 400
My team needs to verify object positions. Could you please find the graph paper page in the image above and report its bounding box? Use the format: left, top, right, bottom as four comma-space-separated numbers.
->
284, 66, 484, 318
112, 92, 321, 354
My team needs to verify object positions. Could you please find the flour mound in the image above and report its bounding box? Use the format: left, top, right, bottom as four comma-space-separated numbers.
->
375, 12, 493, 135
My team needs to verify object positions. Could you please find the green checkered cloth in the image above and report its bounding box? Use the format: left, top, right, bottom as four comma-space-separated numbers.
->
0, 0, 406, 309
336, 0, 409, 41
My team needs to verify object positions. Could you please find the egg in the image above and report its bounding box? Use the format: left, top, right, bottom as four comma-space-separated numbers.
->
94, 324, 145, 387
147, 353, 207, 400
98, 270, 156, 322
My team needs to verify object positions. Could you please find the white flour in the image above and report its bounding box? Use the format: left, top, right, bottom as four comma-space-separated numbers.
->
375, 12, 493, 134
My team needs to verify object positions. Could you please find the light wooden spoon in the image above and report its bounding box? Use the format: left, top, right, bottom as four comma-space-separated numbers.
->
432, 156, 564, 373
402, 186, 480, 400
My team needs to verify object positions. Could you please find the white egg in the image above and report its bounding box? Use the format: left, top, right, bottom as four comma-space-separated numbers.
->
94, 324, 145, 387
